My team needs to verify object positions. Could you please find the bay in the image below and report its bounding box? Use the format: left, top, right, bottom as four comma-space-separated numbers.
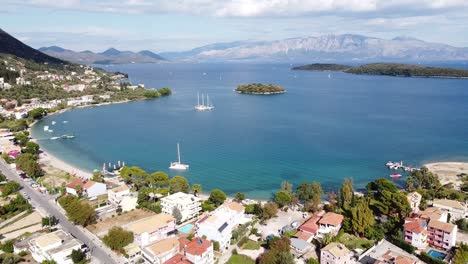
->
31, 63, 468, 198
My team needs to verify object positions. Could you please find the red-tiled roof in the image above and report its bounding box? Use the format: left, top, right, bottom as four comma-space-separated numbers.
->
66, 178, 85, 188
178, 237, 190, 251
428, 219, 455, 233
299, 216, 320, 234
294, 231, 313, 241
164, 254, 192, 264
318, 212, 344, 226
185, 237, 212, 256
403, 218, 427, 234
82, 180, 96, 190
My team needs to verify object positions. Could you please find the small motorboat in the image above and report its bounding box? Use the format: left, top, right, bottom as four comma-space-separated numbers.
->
390, 173, 402, 178
386, 161, 394, 167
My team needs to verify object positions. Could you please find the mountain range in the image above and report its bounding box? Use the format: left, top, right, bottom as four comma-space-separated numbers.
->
38, 46, 166, 64
160, 34, 468, 62
0, 28, 65, 64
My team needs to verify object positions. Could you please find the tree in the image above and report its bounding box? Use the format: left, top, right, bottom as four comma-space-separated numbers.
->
339, 178, 354, 209
159, 87, 172, 96
262, 202, 278, 220
58, 196, 96, 226
14, 132, 29, 147
172, 206, 182, 223
235, 192, 245, 202
42, 261, 57, 264
1, 181, 20, 197
120, 166, 149, 189
296, 182, 323, 212
71, 249, 86, 264
24, 141, 40, 154
307, 258, 320, 264
28, 107, 46, 119
0, 239, 14, 253
259, 237, 294, 264
274, 191, 291, 208
351, 199, 375, 236
169, 176, 190, 193
102, 226, 134, 252
150, 171, 169, 188
191, 184, 202, 195
208, 189, 227, 206
406, 166, 441, 191
453, 243, 468, 264
280, 181, 293, 193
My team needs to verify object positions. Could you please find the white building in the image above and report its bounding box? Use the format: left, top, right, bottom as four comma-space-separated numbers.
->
65, 179, 106, 198
432, 199, 467, 220
161, 192, 201, 223
126, 214, 177, 247
181, 237, 214, 264
28, 230, 86, 264
16, 77, 31, 86
196, 202, 245, 252
407, 192, 422, 214
142, 237, 179, 264
107, 184, 137, 212
320, 243, 352, 264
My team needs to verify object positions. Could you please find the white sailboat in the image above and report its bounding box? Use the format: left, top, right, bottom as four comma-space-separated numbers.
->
169, 143, 189, 170
44, 126, 49, 131
194, 93, 214, 111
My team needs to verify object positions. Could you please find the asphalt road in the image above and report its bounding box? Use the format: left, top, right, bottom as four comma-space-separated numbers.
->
0, 159, 118, 264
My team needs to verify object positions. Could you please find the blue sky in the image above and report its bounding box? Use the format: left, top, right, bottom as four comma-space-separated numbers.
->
2, 0, 468, 52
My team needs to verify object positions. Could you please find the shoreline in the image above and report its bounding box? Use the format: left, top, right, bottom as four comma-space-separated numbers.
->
424, 161, 468, 188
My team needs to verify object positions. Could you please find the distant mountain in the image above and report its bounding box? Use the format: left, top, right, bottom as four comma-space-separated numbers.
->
0, 28, 65, 64
39, 46, 166, 64
160, 34, 468, 62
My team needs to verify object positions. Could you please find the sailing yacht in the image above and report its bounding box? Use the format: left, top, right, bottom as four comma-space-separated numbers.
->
169, 143, 189, 170
195, 93, 214, 111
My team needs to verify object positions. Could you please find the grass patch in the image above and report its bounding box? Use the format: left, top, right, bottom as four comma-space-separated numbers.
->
337, 233, 373, 250
226, 254, 255, 264
242, 239, 262, 250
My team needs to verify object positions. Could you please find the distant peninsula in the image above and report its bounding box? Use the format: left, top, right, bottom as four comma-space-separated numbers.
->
235, 83, 286, 94
292, 63, 351, 71
293, 63, 468, 78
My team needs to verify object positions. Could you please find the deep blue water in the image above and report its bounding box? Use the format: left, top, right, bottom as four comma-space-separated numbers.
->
31, 63, 468, 198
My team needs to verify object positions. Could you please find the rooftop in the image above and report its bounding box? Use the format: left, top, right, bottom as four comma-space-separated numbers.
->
403, 218, 427, 234
321, 242, 349, 257
318, 212, 344, 226
418, 207, 444, 221
127, 213, 175, 235
299, 215, 320, 234
428, 219, 456, 233
184, 237, 212, 256
433, 199, 466, 210
164, 254, 192, 264
358, 239, 420, 264
161, 192, 200, 203
226, 201, 244, 213
30, 230, 83, 255
110, 184, 129, 193
291, 237, 312, 252
144, 237, 179, 256
65, 178, 85, 188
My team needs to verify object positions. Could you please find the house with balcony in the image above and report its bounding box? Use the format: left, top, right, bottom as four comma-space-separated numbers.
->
407, 192, 422, 214
107, 184, 137, 212
142, 237, 180, 264
127, 213, 177, 247
320, 242, 351, 264
403, 218, 428, 249
196, 202, 245, 252
432, 199, 467, 220
28, 230, 86, 264
427, 219, 457, 250
161, 192, 201, 223
65, 179, 106, 198
418, 207, 447, 222
317, 212, 344, 237
178, 237, 214, 264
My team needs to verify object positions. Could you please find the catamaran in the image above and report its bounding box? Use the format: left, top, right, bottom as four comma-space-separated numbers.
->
169, 143, 189, 170
195, 93, 214, 111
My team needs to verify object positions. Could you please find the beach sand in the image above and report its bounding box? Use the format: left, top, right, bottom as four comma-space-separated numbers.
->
39, 150, 92, 179
424, 162, 468, 188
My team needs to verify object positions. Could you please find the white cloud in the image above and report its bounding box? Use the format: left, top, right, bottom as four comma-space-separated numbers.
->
3, 0, 468, 17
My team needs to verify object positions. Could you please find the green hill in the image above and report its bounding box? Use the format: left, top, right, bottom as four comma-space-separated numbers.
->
235, 83, 285, 94
292, 63, 351, 71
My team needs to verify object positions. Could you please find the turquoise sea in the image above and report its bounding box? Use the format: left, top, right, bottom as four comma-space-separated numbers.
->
31, 63, 468, 198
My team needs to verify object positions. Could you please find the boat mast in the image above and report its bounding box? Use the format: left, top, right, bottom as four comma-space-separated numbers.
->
197, 92, 200, 106
177, 143, 181, 163
207, 95, 209, 107
202, 94, 205, 106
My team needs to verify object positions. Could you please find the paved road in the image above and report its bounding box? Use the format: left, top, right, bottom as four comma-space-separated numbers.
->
0, 159, 119, 264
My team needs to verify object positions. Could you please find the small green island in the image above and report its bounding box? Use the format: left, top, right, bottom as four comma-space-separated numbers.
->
235, 83, 286, 94
293, 62, 468, 78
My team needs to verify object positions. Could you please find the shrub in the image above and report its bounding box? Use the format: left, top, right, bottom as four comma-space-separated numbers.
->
392, 238, 415, 254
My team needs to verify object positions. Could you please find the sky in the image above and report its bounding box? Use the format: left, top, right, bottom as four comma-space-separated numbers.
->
1, 0, 468, 52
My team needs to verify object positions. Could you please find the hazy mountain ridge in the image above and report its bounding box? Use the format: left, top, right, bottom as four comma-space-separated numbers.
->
0, 28, 65, 64
39, 46, 166, 64
163, 34, 468, 62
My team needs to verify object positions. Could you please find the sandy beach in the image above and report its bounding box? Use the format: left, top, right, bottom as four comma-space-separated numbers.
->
39, 150, 92, 179
424, 162, 468, 188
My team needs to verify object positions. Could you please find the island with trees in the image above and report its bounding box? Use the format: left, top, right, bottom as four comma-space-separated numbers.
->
235, 83, 286, 94
293, 62, 468, 78
292, 63, 351, 71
